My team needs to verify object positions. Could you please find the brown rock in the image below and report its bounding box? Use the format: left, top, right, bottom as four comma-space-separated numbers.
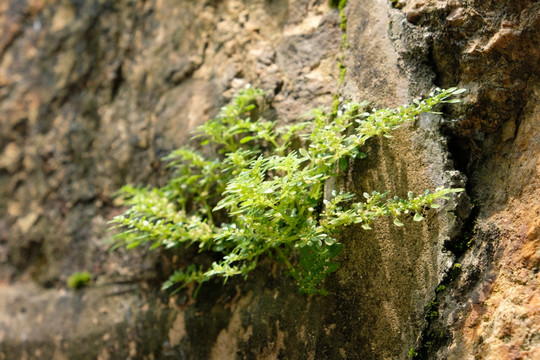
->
0, 0, 538, 359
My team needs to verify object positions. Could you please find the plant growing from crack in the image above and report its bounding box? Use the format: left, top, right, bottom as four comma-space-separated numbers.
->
67, 271, 92, 290
110, 87, 465, 295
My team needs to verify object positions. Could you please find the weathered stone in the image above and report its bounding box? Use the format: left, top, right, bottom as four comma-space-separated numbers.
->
0, 0, 538, 359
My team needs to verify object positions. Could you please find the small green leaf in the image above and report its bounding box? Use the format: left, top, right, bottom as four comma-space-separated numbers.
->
338, 157, 348, 171
357, 151, 367, 159
126, 241, 141, 249
240, 136, 254, 144
413, 213, 424, 221
325, 262, 340, 274
393, 218, 404, 227
324, 237, 336, 246
328, 243, 343, 257
299, 148, 310, 159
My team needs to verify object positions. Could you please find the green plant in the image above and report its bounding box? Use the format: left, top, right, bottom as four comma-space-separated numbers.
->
338, 0, 348, 31
336, 1, 349, 85
67, 271, 92, 289
110, 87, 465, 296
328, 0, 343, 9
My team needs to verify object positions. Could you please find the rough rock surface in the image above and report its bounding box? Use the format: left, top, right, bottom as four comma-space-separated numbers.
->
395, 1, 540, 358
0, 0, 538, 359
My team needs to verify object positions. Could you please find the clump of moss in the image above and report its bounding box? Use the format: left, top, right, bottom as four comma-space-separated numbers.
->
67, 271, 92, 289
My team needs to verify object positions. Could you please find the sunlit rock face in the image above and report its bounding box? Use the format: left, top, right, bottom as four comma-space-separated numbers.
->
0, 0, 537, 359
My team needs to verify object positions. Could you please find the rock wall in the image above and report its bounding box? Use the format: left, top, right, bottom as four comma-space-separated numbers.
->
396, 1, 540, 358
0, 0, 538, 359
